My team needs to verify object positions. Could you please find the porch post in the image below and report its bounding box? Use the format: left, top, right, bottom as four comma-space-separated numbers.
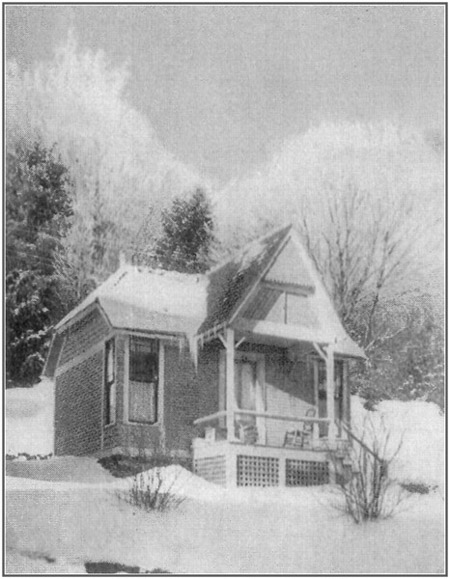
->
225, 328, 236, 441
325, 344, 336, 444
313, 360, 319, 442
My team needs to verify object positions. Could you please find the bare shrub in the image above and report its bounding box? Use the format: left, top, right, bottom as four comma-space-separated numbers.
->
119, 468, 185, 512
330, 415, 408, 523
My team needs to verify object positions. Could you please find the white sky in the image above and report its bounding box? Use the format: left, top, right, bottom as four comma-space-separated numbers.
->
5, 4, 445, 183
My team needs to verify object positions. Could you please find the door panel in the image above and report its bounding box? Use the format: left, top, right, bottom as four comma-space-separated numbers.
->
235, 359, 257, 410
234, 357, 266, 443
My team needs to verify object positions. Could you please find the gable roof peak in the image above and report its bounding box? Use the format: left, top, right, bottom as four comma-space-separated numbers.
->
198, 223, 295, 334
206, 222, 293, 277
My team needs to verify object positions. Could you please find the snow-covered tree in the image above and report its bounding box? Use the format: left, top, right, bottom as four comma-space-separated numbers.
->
215, 122, 444, 405
6, 31, 206, 303
146, 188, 215, 274
6, 142, 73, 386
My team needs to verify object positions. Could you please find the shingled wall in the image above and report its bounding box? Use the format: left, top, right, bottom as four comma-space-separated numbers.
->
54, 308, 214, 457
55, 307, 111, 456
164, 344, 220, 455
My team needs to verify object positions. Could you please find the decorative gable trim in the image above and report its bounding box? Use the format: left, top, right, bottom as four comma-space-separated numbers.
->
56, 299, 112, 335
261, 280, 312, 296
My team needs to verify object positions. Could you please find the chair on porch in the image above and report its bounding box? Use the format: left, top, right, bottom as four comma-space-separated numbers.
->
284, 408, 316, 449
236, 422, 259, 445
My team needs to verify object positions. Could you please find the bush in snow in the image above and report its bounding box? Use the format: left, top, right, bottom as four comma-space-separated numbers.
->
330, 415, 408, 523
119, 468, 185, 513
400, 481, 438, 495
99, 452, 191, 478
6, 452, 53, 461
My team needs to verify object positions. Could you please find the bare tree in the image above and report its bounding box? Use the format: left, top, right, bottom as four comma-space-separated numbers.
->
298, 177, 422, 351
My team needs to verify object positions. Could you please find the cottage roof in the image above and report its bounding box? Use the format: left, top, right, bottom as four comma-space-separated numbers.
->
198, 224, 292, 335
47, 223, 365, 375
54, 266, 207, 336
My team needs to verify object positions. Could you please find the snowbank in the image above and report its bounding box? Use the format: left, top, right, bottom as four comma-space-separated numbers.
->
5, 379, 54, 456
5, 466, 445, 574
351, 396, 445, 488
124, 464, 228, 502
6, 456, 118, 485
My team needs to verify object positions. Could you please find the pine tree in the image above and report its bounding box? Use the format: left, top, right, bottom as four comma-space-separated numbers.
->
6, 142, 73, 386
153, 188, 215, 274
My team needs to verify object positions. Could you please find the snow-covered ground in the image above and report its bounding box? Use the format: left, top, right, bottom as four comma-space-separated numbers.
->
5, 384, 446, 574
351, 396, 445, 489
5, 378, 54, 456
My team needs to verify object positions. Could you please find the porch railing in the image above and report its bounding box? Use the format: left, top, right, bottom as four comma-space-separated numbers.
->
193, 410, 330, 426
193, 410, 348, 450
336, 418, 386, 473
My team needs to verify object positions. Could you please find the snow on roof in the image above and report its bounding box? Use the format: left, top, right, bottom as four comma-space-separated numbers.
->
51, 224, 364, 360
107, 267, 207, 318
55, 226, 292, 338
198, 224, 292, 334
100, 296, 203, 336
55, 265, 208, 336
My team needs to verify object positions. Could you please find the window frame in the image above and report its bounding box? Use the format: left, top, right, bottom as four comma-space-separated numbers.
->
104, 337, 116, 426
127, 335, 160, 425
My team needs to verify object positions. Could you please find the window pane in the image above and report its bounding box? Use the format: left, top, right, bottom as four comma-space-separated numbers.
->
109, 382, 116, 423
334, 360, 343, 397
130, 338, 158, 383
105, 338, 115, 425
129, 380, 156, 423
106, 341, 115, 383
128, 337, 159, 423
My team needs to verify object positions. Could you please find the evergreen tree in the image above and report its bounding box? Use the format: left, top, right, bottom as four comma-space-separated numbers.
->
6, 142, 73, 386
153, 188, 214, 274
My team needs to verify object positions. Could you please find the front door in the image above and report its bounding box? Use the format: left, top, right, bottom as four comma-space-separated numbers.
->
234, 357, 266, 443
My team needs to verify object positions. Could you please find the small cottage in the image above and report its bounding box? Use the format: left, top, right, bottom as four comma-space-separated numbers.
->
45, 225, 365, 487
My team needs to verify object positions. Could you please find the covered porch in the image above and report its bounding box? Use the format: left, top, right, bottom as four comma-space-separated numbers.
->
192, 323, 359, 487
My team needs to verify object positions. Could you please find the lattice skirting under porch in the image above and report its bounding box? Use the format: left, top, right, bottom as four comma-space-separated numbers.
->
193, 440, 333, 487
237, 455, 279, 487
194, 455, 227, 486
285, 458, 329, 486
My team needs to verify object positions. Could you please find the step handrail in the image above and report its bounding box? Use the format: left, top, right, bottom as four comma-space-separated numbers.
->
336, 418, 384, 464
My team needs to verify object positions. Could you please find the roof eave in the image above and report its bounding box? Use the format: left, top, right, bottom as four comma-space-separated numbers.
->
54, 298, 112, 335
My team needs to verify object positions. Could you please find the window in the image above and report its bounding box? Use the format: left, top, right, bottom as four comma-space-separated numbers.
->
316, 359, 344, 398
315, 358, 345, 435
334, 360, 344, 400
104, 338, 116, 425
129, 337, 159, 423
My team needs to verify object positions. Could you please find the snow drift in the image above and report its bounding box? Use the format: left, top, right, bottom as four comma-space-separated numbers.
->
5, 378, 54, 456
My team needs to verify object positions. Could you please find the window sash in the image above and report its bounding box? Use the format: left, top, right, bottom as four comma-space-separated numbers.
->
104, 338, 116, 425
129, 337, 158, 383
128, 337, 159, 424
129, 380, 157, 423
